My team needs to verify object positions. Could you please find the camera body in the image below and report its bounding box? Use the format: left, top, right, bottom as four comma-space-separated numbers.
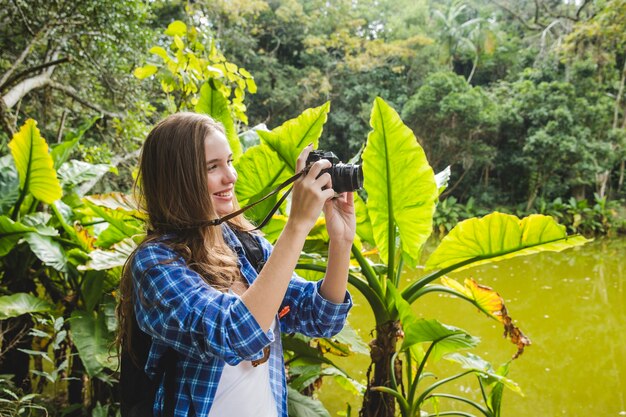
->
305, 150, 363, 193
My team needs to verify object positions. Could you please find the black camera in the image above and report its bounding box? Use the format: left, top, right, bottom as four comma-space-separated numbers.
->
305, 150, 363, 193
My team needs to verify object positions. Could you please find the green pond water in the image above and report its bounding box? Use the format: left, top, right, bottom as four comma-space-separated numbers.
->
318, 237, 626, 417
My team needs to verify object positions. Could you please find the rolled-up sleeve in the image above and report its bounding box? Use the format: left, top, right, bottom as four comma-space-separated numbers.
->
280, 276, 352, 337
132, 243, 273, 366
255, 236, 352, 337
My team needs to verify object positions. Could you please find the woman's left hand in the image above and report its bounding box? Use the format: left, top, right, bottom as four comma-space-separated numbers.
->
323, 192, 356, 245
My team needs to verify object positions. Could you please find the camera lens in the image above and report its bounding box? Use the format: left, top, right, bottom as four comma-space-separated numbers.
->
331, 163, 363, 193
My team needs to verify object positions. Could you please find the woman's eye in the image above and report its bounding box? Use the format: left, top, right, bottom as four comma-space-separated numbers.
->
227, 159, 234, 166
207, 165, 217, 172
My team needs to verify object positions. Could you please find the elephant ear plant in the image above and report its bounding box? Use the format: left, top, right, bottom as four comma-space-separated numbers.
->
296, 97, 590, 417
0, 117, 125, 410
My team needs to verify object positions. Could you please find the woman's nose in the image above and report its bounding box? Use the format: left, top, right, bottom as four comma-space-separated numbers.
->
224, 166, 237, 183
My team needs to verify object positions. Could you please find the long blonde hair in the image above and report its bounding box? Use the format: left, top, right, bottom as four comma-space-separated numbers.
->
116, 112, 254, 356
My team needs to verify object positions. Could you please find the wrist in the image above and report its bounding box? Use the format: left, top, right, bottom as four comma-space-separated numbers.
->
284, 218, 312, 240
329, 238, 353, 252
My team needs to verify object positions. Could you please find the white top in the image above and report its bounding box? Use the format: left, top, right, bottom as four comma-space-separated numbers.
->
207, 319, 278, 417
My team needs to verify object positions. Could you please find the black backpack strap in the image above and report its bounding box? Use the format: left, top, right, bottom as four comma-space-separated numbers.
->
231, 228, 265, 273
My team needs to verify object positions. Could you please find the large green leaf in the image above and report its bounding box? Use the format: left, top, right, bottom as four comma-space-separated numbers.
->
234, 144, 291, 222
234, 104, 330, 223
287, 386, 331, 417
0, 214, 58, 257
195, 82, 242, 161
0, 293, 54, 319
84, 192, 143, 217
387, 284, 478, 355
84, 201, 143, 239
257, 102, 330, 172
445, 353, 522, 395
83, 238, 136, 271
57, 160, 113, 194
0, 215, 37, 256
362, 97, 437, 267
0, 154, 19, 214
22, 233, 67, 272
329, 321, 369, 355
81, 271, 107, 311
8, 119, 62, 204
425, 212, 591, 271
355, 194, 374, 246
70, 309, 118, 377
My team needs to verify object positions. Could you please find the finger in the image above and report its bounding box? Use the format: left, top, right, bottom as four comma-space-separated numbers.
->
321, 188, 336, 201
313, 172, 333, 190
306, 159, 332, 181
334, 192, 348, 203
345, 192, 354, 207
296, 143, 314, 173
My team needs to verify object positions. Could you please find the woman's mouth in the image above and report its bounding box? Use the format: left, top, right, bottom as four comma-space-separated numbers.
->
213, 190, 232, 199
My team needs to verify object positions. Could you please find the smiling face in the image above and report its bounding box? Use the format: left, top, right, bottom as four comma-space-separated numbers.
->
205, 131, 237, 217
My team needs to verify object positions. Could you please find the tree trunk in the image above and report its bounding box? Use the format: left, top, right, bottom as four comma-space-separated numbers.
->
360, 320, 402, 417
596, 170, 610, 199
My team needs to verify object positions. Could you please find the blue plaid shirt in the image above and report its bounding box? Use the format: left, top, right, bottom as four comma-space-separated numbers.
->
131, 225, 352, 417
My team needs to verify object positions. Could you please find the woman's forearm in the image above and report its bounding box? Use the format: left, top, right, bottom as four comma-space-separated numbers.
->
241, 221, 309, 330
319, 240, 352, 303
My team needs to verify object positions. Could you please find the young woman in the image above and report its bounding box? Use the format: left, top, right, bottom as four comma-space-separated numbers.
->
116, 112, 355, 417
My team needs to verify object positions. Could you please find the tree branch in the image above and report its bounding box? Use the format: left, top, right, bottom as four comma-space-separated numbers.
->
0, 57, 70, 92
1, 75, 122, 120
0, 25, 50, 87
576, 0, 592, 19
2, 72, 52, 108
488, 0, 545, 31
47, 81, 123, 119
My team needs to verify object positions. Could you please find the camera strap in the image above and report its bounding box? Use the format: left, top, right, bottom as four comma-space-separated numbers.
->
205, 169, 306, 231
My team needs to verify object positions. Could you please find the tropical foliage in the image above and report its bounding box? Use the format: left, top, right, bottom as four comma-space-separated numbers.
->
0, 1, 623, 416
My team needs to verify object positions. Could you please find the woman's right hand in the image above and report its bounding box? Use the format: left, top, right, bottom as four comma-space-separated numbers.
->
288, 144, 336, 232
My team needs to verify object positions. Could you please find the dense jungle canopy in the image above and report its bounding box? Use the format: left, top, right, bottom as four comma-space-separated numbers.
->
1, 0, 625, 212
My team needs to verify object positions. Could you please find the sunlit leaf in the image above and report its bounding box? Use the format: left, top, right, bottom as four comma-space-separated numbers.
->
8, 119, 62, 204
164, 20, 187, 37
234, 144, 292, 222
257, 102, 330, 172
0, 293, 54, 319
425, 212, 591, 271
149, 46, 169, 61
329, 321, 369, 355
133, 64, 158, 79
195, 82, 242, 161
362, 98, 437, 267
84, 201, 143, 239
